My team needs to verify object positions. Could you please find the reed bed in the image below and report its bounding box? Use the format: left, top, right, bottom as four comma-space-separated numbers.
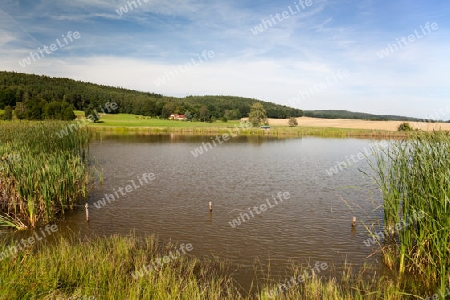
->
0, 233, 420, 300
367, 131, 450, 293
0, 121, 90, 228
90, 125, 409, 139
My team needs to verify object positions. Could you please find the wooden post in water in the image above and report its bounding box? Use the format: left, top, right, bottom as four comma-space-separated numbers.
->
209, 201, 212, 212
85, 203, 89, 222
352, 216, 356, 227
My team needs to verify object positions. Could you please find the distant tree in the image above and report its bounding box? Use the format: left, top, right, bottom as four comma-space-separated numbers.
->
174, 105, 186, 114
61, 102, 76, 120
0, 71, 305, 121
142, 100, 156, 116
24, 100, 76, 121
398, 122, 413, 131
288, 117, 298, 127
15, 89, 23, 103
290, 108, 303, 118
221, 116, 228, 122
184, 110, 193, 121
15, 102, 27, 120
0, 88, 16, 109
1, 106, 13, 120
278, 111, 287, 119
85, 106, 100, 123
43, 101, 63, 119
199, 106, 209, 122
248, 103, 268, 127
234, 109, 242, 119
224, 109, 241, 120
161, 102, 175, 118
25, 98, 47, 120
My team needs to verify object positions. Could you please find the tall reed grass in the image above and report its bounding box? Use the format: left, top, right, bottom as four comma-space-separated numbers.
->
90, 125, 410, 139
0, 121, 90, 228
367, 131, 450, 293
0, 233, 421, 299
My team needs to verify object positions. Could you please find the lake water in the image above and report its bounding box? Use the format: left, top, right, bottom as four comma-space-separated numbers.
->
57, 134, 387, 287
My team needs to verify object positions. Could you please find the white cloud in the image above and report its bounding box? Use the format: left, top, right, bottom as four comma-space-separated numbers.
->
0, 0, 449, 118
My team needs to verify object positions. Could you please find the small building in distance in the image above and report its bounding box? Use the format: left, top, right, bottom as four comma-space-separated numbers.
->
169, 114, 186, 120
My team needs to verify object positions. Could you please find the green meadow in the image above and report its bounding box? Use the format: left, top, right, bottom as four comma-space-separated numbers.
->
75, 111, 239, 128
76, 112, 408, 138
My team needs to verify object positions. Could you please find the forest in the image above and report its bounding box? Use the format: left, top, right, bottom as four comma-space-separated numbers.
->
0, 71, 303, 121
303, 110, 442, 122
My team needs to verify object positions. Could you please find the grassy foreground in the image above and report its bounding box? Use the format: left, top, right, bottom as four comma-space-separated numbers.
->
0, 233, 425, 300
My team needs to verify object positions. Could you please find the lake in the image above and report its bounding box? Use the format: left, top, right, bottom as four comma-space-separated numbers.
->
57, 134, 388, 287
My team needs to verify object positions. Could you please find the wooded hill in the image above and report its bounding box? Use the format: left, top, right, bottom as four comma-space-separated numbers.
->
303, 110, 437, 122
0, 71, 302, 121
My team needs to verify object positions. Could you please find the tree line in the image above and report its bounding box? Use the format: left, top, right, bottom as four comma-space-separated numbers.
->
0, 71, 303, 121
303, 110, 440, 122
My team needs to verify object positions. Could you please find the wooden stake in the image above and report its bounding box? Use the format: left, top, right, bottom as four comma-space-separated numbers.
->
352, 216, 356, 227
209, 201, 212, 212
85, 203, 89, 222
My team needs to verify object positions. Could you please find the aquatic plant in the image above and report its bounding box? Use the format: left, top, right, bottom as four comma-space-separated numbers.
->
368, 131, 450, 293
0, 121, 90, 228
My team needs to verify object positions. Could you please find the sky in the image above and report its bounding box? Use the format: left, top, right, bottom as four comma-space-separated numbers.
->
0, 0, 449, 119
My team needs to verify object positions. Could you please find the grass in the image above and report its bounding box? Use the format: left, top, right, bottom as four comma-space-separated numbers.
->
0, 233, 429, 300
75, 112, 410, 138
366, 131, 450, 294
79, 112, 240, 128
0, 121, 91, 228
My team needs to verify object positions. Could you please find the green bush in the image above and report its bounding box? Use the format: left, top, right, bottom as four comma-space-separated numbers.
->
397, 122, 413, 131
288, 117, 298, 127
1, 106, 12, 120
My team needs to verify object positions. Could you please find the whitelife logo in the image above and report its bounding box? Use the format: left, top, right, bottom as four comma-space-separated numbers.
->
116, 0, 150, 16
266, 261, 329, 298
153, 50, 215, 87
0, 224, 59, 261
93, 172, 155, 209
55, 102, 118, 139
18, 31, 81, 67
287, 69, 350, 106
363, 210, 425, 247
376, 22, 438, 58
190, 121, 252, 158
131, 243, 194, 279
250, 0, 313, 35
228, 192, 290, 228
325, 140, 388, 176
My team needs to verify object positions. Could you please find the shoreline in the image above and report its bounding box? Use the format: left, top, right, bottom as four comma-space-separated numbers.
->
87, 124, 412, 138
81, 115, 450, 138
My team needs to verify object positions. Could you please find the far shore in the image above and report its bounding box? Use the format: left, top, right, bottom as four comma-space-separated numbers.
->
266, 117, 450, 131
83, 113, 450, 138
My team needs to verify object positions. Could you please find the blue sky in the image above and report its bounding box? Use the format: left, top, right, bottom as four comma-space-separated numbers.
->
0, 0, 449, 118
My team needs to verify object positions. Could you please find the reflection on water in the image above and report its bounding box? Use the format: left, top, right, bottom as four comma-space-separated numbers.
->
54, 135, 385, 283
